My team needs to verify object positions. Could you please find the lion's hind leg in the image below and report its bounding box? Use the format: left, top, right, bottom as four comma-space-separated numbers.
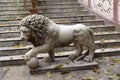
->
74, 49, 89, 62
83, 29, 95, 62
84, 39, 95, 62
69, 42, 83, 60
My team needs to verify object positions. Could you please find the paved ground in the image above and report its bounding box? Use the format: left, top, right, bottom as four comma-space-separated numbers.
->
0, 56, 120, 80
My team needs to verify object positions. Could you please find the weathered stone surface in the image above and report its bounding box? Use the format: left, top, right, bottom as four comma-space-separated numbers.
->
1, 56, 120, 80
0, 67, 9, 80
30, 57, 98, 74
0, 0, 120, 67
0, 48, 120, 66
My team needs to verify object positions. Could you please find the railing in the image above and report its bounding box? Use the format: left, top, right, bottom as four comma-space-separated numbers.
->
78, 0, 119, 27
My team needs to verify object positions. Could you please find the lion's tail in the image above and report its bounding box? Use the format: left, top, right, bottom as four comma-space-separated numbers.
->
89, 29, 94, 44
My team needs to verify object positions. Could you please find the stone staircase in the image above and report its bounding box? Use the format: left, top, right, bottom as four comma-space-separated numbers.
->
0, 0, 120, 66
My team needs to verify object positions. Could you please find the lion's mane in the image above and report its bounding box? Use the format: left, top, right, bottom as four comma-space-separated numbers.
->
20, 14, 50, 46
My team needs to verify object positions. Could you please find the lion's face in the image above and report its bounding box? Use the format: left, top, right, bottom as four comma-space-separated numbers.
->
19, 14, 49, 46
20, 26, 32, 41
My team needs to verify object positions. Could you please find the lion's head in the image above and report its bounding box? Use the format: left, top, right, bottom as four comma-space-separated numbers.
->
20, 14, 50, 47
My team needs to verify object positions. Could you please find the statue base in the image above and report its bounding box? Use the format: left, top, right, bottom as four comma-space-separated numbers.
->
30, 57, 98, 74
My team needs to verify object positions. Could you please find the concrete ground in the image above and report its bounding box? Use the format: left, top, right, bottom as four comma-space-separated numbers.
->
0, 56, 120, 80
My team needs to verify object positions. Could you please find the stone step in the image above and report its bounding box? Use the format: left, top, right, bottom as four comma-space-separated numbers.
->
0, 20, 20, 25
0, 7, 85, 15
95, 39, 120, 49
0, 17, 96, 26
38, 1, 78, 6
0, 0, 30, 2
94, 31, 120, 40
0, 15, 27, 21
0, 11, 90, 21
1, 31, 119, 41
0, 24, 19, 32
40, 7, 84, 13
0, 19, 104, 26
0, 4, 80, 8
0, 7, 28, 11
0, 9, 88, 17
0, 21, 105, 37
30, 59, 98, 74
0, 11, 29, 15
0, 25, 115, 34
0, 6, 84, 12
0, 47, 120, 66
0, 2, 30, 7
0, 10, 89, 16
0, 38, 120, 50
90, 25, 115, 32
0, 24, 114, 30
0, 25, 115, 38
39, 10, 89, 17
0, 25, 115, 40
0, 30, 20, 33
2, 33, 116, 42
38, 0, 77, 1
0, 31, 20, 39
0, 38, 120, 54
56, 19, 104, 26
0, 1, 78, 7
0, 8, 86, 20
39, 4, 81, 9
0, 14, 95, 21
0, 40, 28, 48
0, 0, 76, 3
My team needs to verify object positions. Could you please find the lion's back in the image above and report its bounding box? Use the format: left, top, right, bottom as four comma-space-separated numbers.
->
57, 24, 89, 43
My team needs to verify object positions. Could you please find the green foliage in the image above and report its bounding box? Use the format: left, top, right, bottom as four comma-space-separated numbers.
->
31, 0, 36, 8
24, 0, 37, 8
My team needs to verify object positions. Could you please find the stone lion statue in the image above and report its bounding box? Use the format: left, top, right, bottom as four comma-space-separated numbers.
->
20, 14, 95, 63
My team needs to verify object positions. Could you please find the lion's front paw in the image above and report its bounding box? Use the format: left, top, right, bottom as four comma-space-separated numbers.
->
84, 55, 93, 62
24, 53, 32, 61
24, 51, 35, 61
42, 57, 54, 62
24, 49, 37, 61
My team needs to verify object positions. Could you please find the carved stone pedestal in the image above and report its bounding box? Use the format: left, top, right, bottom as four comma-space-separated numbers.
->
30, 57, 98, 74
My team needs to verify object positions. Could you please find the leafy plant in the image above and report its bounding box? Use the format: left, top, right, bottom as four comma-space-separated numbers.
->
31, 0, 36, 8
24, 0, 37, 8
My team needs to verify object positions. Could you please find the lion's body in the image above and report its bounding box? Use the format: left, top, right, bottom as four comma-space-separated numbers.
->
47, 23, 93, 48
20, 14, 95, 62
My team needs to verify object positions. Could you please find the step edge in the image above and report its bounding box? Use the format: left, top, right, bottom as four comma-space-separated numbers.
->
0, 39, 120, 51
0, 47, 120, 61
